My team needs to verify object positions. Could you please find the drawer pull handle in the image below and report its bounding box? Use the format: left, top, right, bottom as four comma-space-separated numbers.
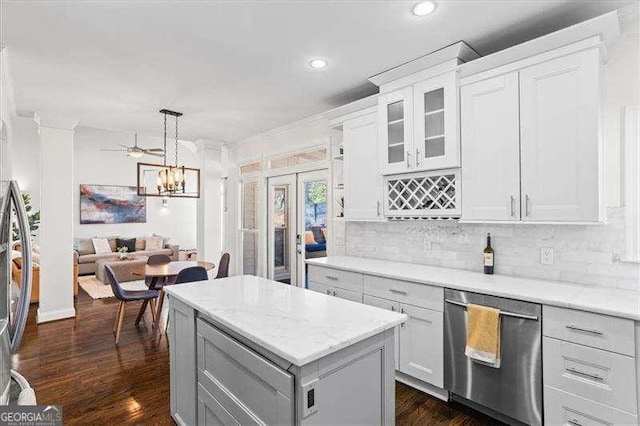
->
565, 325, 604, 336
566, 367, 604, 381
325, 276, 338, 281
567, 417, 582, 426
391, 306, 396, 312
326, 289, 331, 295
389, 289, 407, 295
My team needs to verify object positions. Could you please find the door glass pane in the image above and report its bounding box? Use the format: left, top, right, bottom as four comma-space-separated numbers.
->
424, 88, 444, 112
271, 185, 292, 284
388, 145, 404, 164
425, 111, 444, 139
242, 232, 258, 275
242, 181, 258, 229
425, 137, 445, 158
388, 121, 404, 145
387, 101, 404, 122
303, 179, 327, 288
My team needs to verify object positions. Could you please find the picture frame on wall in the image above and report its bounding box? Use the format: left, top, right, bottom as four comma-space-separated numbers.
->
79, 184, 147, 224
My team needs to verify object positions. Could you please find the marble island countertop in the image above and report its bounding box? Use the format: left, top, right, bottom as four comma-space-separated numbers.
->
164, 275, 406, 366
306, 256, 640, 321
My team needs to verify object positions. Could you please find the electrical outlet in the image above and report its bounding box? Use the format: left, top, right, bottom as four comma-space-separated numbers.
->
540, 247, 555, 265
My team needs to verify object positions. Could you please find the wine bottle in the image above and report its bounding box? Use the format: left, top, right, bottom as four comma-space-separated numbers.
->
483, 233, 494, 275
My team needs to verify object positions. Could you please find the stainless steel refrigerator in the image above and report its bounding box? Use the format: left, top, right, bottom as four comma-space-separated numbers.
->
0, 180, 34, 404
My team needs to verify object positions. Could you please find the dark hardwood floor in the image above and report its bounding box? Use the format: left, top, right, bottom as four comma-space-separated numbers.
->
14, 290, 499, 425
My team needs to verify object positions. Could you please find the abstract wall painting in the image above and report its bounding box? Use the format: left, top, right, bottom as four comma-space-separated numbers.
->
79, 184, 146, 224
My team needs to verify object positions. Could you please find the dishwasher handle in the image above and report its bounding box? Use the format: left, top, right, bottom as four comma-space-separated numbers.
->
445, 299, 539, 321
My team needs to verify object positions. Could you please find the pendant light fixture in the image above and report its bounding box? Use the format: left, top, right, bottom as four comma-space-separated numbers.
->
136, 109, 201, 198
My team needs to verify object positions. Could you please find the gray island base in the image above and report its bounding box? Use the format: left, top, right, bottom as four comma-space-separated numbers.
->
165, 275, 406, 425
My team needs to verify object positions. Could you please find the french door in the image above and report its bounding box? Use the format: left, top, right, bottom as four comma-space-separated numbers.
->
267, 170, 329, 287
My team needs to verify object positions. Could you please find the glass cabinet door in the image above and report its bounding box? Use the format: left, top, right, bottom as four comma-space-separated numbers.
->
378, 87, 413, 175
413, 72, 459, 170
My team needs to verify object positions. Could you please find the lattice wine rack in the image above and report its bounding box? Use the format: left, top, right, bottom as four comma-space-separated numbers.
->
384, 169, 461, 220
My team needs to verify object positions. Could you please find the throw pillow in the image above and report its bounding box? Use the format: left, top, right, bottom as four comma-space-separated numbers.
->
145, 235, 164, 251
116, 238, 136, 253
106, 236, 118, 252
135, 238, 146, 251
304, 231, 315, 244
92, 238, 112, 254
153, 233, 170, 247
311, 226, 326, 243
75, 238, 95, 255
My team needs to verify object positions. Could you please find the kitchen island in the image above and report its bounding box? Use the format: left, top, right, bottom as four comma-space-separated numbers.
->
164, 275, 406, 425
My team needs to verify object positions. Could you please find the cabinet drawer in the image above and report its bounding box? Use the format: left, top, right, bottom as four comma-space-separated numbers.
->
332, 287, 363, 303
363, 295, 400, 370
308, 266, 364, 293
543, 337, 637, 414
544, 385, 638, 426
309, 281, 332, 296
543, 306, 635, 356
196, 319, 294, 425
198, 383, 242, 426
364, 275, 443, 311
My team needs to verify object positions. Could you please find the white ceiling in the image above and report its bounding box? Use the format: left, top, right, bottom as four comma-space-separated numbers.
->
1, 1, 633, 144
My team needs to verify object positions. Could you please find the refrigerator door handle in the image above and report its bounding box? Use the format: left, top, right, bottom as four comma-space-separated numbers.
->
7, 181, 32, 353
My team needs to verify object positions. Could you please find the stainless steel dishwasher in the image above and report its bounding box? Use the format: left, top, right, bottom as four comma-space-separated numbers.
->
444, 288, 542, 426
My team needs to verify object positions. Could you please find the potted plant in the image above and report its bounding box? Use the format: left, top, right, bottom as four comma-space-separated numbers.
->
12, 193, 40, 242
117, 246, 129, 260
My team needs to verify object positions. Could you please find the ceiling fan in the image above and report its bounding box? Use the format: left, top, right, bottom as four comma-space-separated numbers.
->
100, 133, 165, 158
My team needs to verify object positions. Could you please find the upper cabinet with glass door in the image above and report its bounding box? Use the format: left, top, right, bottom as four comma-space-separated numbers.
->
413, 72, 458, 170
378, 87, 413, 175
371, 42, 478, 175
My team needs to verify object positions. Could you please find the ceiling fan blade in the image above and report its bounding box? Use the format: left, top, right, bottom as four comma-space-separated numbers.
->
145, 148, 165, 152
101, 149, 128, 152
119, 144, 131, 149
145, 152, 165, 158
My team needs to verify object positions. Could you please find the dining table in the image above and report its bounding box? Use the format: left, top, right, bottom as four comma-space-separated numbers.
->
132, 260, 216, 337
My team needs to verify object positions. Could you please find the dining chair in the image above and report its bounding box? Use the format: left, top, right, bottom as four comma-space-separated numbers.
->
175, 266, 209, 284
105, 265, 159, 345
215, 253, 230, 279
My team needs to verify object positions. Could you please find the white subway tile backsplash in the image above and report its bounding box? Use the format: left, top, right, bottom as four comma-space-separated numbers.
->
341, 207, 640, 291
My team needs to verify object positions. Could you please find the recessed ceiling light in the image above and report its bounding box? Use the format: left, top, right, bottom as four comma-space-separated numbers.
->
309, 59, 328, 69
412, 1, 436, 16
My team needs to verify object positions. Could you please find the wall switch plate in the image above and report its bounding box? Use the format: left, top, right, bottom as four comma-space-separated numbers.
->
301, 381, 318, 417
540, 247, 555, 265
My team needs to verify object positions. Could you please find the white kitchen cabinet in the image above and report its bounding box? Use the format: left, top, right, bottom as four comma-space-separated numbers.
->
379, 73, 460, 175
378, 87, 413, 175
460, 47, 603, 223
363, 295, 400, 370
461, 72, 521, 221
343, 112, 384, 221
398, 303, 444, 388
519, 49, 601, 222
413, 72, 459, 171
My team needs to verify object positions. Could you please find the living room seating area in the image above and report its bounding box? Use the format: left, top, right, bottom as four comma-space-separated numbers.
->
74, 235, 178, 275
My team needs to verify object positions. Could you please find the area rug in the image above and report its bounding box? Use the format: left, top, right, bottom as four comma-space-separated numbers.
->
78, 275, 148, 299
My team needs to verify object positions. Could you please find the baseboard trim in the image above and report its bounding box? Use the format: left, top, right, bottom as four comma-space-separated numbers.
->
396, 371, 449, 401
37, 307, 76, 323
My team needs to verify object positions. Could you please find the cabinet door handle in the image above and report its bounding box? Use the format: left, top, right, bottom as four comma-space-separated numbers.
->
510, 195, 516, 217
325, 276, 338, 281
525, 194, 531, 217
565, 366, 604, 381
391, 306, 396, 312
333, 290, 337, 297
389, 289, 407, 295
377, 201, 382, 217
415, 148, 421, 167
406, 151, 411, 168
400, 308, 405, 314
565, 325, 604, 336
567, 418, 583, 426
326, 289, 331, 295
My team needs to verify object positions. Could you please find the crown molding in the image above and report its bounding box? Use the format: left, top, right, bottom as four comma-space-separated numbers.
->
33, 113, 79, 131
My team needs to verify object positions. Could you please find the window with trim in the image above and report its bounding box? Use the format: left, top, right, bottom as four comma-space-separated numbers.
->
240, 179, 260, 275
268, 148, 327, 170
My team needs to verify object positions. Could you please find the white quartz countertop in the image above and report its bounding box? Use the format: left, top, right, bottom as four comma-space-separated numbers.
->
164, 275, 406, 366
306, 256, 640, 321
